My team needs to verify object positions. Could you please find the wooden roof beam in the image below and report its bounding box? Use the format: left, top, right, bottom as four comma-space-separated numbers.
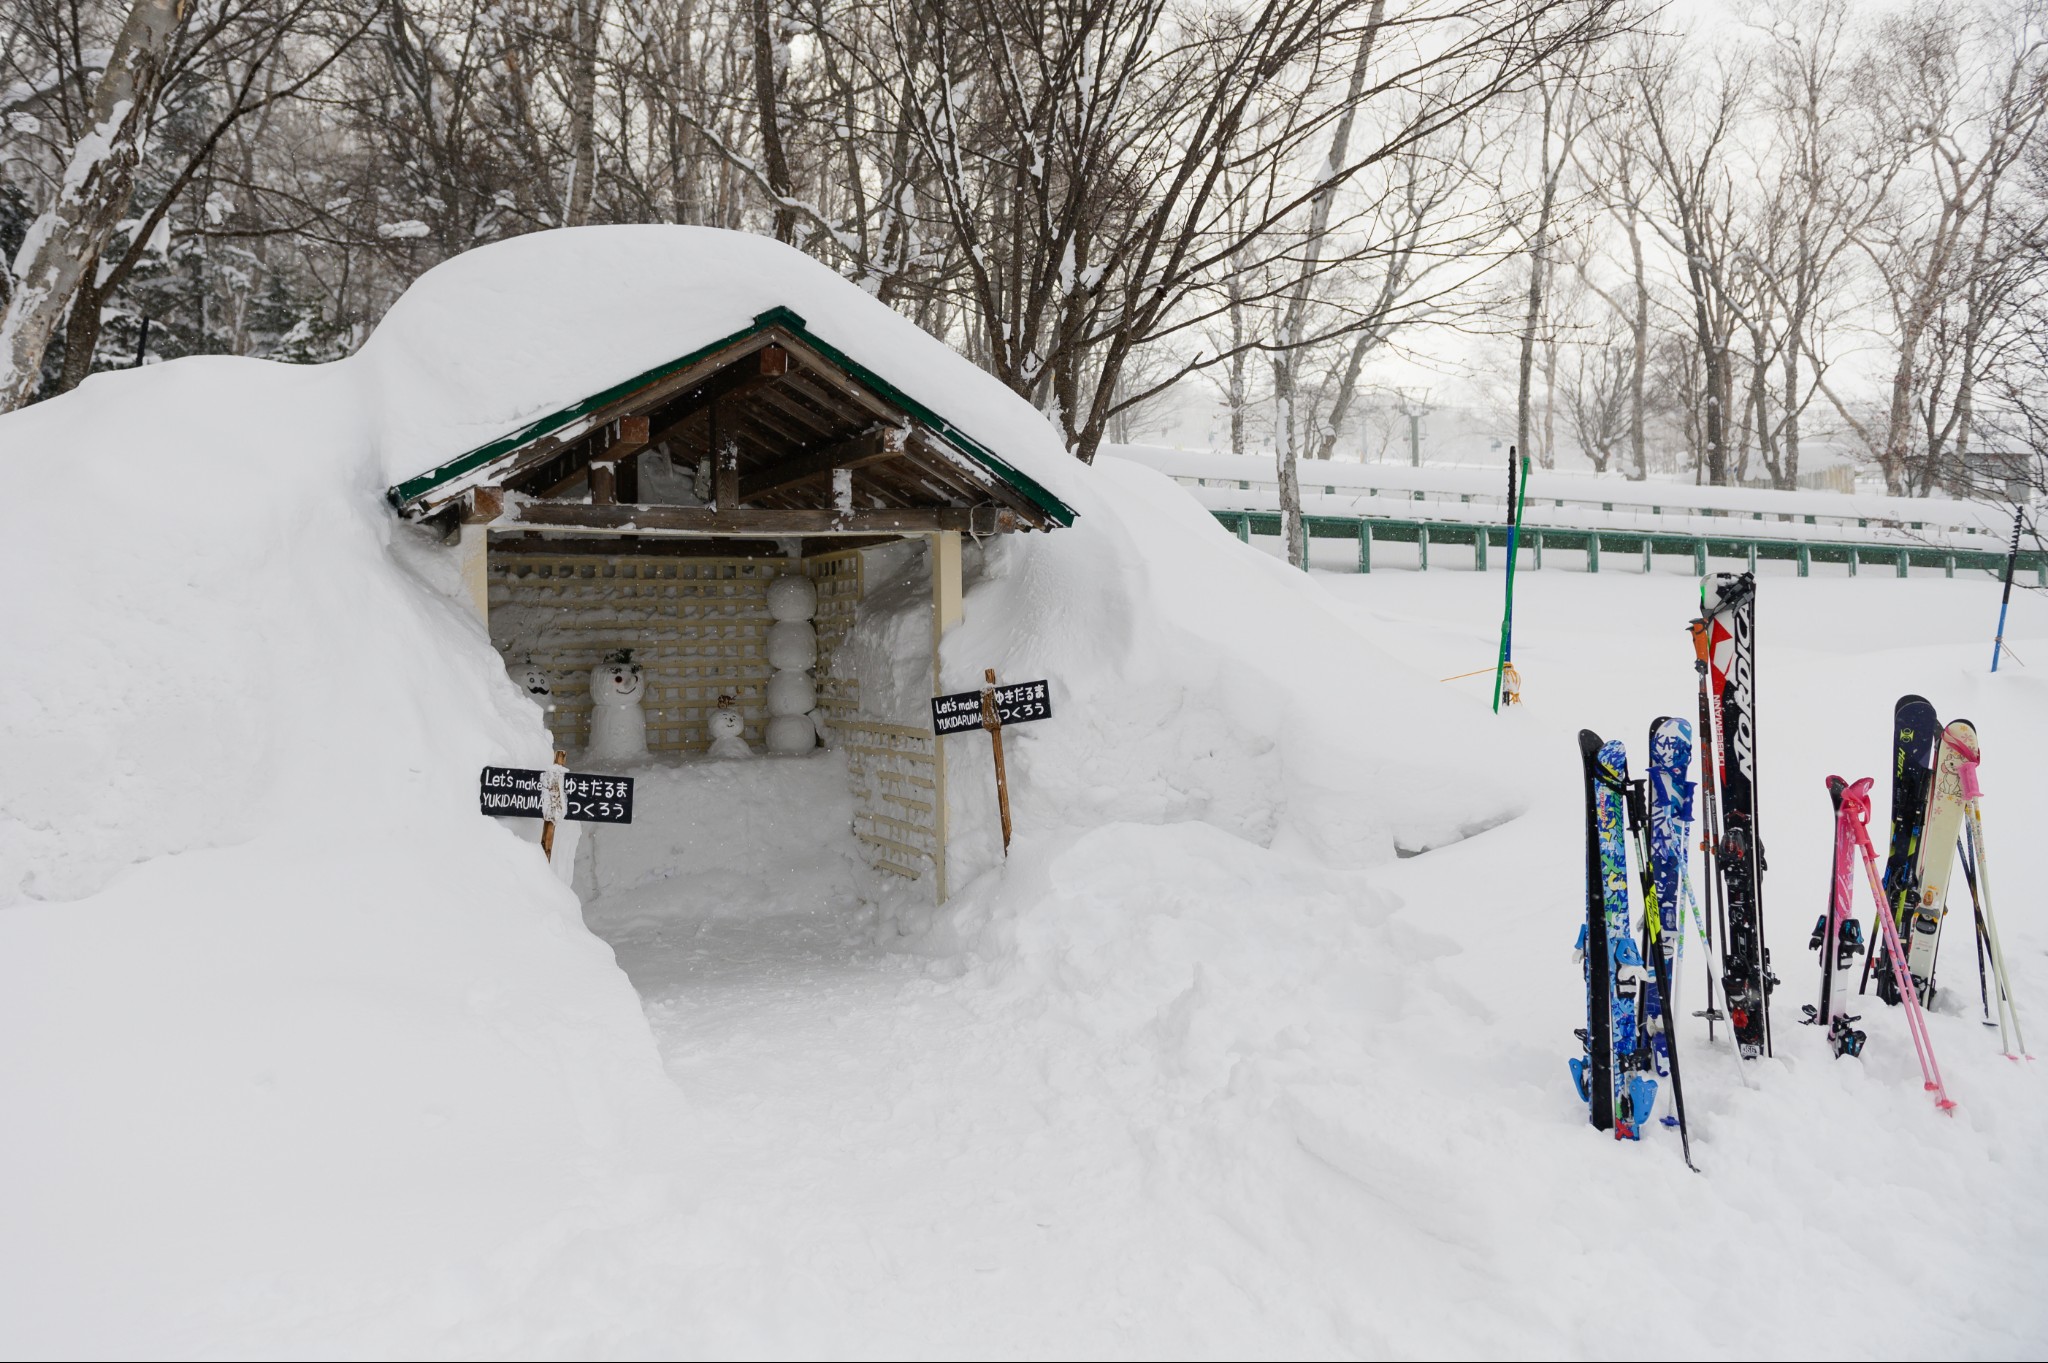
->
505, 500, 1009, 536
588, 415, 650, 504
738, 424, 908, 503
645, 345, 790, 448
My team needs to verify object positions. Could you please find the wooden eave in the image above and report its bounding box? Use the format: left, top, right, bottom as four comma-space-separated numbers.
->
385, 306, 1076, 534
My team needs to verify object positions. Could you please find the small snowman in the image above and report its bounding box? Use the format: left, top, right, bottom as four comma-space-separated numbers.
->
764, 573, 819, 753
586, 651, 649, 763
516, 658, 553, 702
705, 693, 753, 760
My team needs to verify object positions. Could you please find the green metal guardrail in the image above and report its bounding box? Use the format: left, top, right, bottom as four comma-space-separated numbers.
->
1214, 510, 2048, 583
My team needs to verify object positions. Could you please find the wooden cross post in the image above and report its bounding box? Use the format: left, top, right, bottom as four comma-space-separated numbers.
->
540, 749, 566, 861
980, 669, 1013, 855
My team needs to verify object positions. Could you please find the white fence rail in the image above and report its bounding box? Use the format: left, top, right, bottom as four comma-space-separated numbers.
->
1107, 445, 2016, 552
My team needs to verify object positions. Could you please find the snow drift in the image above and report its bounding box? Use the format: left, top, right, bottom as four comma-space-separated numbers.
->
0, 226, 1525, 1351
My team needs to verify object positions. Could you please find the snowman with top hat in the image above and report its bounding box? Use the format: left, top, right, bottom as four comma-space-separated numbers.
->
587, 650, 649, 764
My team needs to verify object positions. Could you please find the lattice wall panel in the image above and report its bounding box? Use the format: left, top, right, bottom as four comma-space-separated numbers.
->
490, 553, 784, 754
804, 550, 863, 735
841, 719, 939, 882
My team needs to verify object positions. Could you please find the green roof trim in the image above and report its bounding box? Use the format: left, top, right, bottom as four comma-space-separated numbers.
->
385, 306, 1076, 528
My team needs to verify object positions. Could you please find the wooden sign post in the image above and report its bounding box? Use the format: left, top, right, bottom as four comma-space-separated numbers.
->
480, 752, 636, 863
980, 670, 1014, 853
932, 672, 1052, 857
541, 749, 566, 860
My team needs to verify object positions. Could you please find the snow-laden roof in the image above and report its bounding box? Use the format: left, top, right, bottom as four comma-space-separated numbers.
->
356, 226, 1083, 520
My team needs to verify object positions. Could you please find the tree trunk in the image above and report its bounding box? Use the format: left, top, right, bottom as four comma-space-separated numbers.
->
1685, 259, 1728, 485
58, 272, 104, 393
1627, 216, 1647, 479
750, 0, 796, 243
564, 0, 604, 227
0, 0, 184, 412
1518, 79, 1565, 472
1272, 4, 1383, 569
1780, 345, 1800, 491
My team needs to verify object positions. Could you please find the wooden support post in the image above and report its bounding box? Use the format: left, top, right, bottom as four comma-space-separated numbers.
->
1587, 532, 1600, 574
1797, 543, 1812, 577
456, 486, 500, 626
1418, 525, 1429, 571
1897, 548, 1909, 579
1474, 527, 1487, 572
1533, 531, 1543, 570
1747, 541, 1759, 573
1643, 538, 1653, 574
1357, 522, 1371, 574
981, 669, 1013, 855
1847, 547, 1858, 577
1945, 553, 1956, 579
1693, 540, 1707, 577
930, 530, 963, 904
1235, 514, 1251, 544
715, 438, 740, 510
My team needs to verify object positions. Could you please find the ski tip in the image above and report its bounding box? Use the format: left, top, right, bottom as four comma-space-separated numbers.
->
1579, 729, 1604, 757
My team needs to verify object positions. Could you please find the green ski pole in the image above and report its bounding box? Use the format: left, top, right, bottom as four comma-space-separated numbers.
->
1493, 450, 1531, 713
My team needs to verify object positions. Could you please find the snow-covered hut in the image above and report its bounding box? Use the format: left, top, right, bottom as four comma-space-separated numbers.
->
375, 227, 1078, 900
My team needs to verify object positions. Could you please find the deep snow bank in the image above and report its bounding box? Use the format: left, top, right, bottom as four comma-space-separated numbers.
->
862, 456, 1539, 930
0, 354, 681, 1351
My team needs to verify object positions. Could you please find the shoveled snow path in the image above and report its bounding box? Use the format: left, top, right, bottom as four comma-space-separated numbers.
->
595, 906, 1369, 1357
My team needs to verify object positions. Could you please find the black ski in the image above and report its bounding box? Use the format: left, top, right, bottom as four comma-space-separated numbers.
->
1700, 573, 1774, 1058
1862, 695, 1938, 1004
1575, 730, 1615, 1132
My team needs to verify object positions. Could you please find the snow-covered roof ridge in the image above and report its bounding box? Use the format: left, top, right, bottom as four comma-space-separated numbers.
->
356, 226, 1083, 518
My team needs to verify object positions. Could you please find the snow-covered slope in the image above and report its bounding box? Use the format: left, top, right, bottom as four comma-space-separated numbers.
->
0, 353, 687, 1353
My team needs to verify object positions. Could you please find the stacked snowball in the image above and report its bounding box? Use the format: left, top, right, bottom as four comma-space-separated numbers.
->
764, 574, 819, 754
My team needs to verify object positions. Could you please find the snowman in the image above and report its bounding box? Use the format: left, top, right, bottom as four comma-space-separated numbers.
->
586, 653, 649, 763
516, 659, 553, 701
705, 694, 753, 760
764, 574, 819, 753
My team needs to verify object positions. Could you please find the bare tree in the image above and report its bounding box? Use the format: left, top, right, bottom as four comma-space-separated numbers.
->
1825, 0, 2048, 492
1514, 46, 1592, 471
1635, 39, 1756, 485
0, 0, 184, 409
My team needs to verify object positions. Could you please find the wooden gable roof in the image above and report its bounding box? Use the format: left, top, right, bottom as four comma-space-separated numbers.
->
386, 308, 1076, 539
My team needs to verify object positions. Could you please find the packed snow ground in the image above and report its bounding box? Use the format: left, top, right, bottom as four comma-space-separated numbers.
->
545, 553, 2048, 1358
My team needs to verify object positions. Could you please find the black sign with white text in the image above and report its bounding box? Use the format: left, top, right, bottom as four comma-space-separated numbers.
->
930, 680, 1053, 736
479, 766, 635, 823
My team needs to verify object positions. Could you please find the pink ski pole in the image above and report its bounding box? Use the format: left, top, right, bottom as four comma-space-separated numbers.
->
1840, 778, 1956, 1113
